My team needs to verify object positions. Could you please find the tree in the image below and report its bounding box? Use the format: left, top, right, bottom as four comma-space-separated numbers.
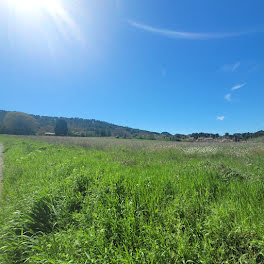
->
55, 119, 68, 136
3, 112, 38, 135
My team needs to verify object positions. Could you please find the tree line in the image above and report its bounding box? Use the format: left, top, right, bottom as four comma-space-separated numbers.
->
0, 110, 263, 141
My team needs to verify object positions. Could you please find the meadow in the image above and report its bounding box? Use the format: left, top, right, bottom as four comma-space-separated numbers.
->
1, 135, 264, 263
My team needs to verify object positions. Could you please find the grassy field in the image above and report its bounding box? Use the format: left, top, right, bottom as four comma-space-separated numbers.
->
1, 135, 264, 263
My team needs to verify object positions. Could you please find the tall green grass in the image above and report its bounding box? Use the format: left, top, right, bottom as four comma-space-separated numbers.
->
0, 135, 264, 263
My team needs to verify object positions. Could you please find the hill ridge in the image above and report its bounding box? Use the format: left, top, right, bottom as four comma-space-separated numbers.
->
0, 110, 263, 141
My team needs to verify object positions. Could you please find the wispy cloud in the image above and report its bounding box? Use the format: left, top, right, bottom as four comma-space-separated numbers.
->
232, 62, 241, 72
231, 83, 246, 91
224, 83, 246, 102
220, 62, 241, 72
225, 93, 232, 101
128, 21, 255, 40
217, 116, 225, 121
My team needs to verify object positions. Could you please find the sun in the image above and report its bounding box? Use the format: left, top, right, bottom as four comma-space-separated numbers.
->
8, 0, 60, 14
4, 0, 84, 48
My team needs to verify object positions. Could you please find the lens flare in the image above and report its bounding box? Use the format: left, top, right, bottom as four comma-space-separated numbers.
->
5, 0, 84, 47
8, 0, 61, 13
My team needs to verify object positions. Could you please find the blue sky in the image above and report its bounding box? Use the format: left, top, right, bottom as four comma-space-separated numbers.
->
0, 0, 264, 135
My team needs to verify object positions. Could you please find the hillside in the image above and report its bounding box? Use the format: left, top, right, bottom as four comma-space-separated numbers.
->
0, 110, 263, 141
0, 110, 162, 140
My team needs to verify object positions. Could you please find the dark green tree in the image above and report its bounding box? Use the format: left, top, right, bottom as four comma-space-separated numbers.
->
3, 112, 38, 135
55, 119, 68, 136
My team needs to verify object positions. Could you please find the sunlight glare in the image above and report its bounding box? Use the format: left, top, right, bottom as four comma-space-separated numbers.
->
6, 0, 84, 45
9, 0, 60, 13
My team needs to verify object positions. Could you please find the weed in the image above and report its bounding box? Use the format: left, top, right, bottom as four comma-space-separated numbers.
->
1, 135, 264, 263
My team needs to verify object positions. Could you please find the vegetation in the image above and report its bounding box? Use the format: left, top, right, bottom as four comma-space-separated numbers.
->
1, 135, 264, 263
0, 110, 160, 139
55, 119, 68, 136
1, 110, 263, 141
0, 112, 38, 135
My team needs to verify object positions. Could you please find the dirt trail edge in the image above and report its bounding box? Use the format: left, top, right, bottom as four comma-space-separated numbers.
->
0, 144, 3, 200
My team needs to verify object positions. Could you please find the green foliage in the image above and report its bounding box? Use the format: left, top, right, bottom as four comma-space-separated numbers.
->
1, 110, 264, 141
1, 112, 38, 135
55, 119, 68, 136
0, 110, 161, 139
1, 136, 264, 263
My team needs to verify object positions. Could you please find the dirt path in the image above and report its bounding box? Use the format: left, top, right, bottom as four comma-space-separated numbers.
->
0, 144, 3, 199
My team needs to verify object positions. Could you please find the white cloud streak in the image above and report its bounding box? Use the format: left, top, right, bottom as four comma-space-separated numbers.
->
217, 116, 225, 121
221, 62, 241, 72
223, 83, 246, 102
128, 21, 254, 40
231, 83, 246, 91
225, 93, 232, 101
232, 62, 241, 72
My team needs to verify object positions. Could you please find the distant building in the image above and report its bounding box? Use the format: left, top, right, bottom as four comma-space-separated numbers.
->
45, 132, 55, 136
197, 137, 214, 142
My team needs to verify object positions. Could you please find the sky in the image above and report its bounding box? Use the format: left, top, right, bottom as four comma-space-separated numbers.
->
0, 0, 264, 135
